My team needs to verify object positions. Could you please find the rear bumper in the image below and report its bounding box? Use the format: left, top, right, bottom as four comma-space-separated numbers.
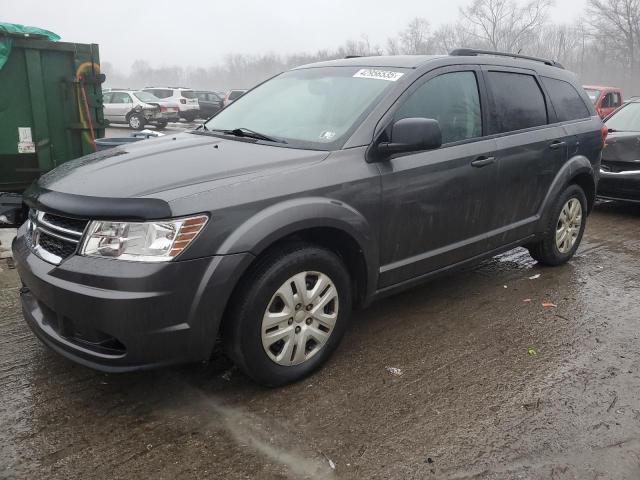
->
598, 168, 640, 202
12, 226, 253, 372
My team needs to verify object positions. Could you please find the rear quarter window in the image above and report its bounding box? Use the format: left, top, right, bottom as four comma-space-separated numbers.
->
487, 71, 548, 133
542, 77, 591, 122
181, 90, 196, 99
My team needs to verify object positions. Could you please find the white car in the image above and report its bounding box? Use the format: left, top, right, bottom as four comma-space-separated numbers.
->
142, 87, 200, 122
103, 90, 180, 130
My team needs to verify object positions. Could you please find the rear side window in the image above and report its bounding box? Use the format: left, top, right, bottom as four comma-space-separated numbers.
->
146, 89, 172, 99
487, 71, 547, 133
181, 90, 196, 99
394, 71, 482, 144
541, 77, 591, 122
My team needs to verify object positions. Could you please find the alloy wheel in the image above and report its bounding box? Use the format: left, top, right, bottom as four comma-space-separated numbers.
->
556, 198, 582, 253
261, 271, 339, 366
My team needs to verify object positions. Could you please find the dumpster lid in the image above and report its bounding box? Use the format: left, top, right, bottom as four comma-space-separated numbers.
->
0, 22, 60, 70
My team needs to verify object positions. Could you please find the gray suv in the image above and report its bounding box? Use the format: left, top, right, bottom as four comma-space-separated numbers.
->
13, 50, 604, 386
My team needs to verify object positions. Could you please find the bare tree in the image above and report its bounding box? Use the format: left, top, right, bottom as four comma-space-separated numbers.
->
400, 18, 432, 54
431, 23, 478, 54
460, 0, 554, 52
588, 0, 640, 75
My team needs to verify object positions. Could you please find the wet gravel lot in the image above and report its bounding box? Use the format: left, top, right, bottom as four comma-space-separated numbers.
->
1, 201, 639, 480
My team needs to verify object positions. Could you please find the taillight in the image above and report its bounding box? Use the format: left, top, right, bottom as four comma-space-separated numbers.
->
160, 106, 167, 112
180, 99, 186, 104
601, 125, 609, 147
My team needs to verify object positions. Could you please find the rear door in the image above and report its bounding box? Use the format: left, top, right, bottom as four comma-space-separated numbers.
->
102, 92, 115, 121
482, 67, 566, 247
109, 92, 133, 122
377, 66, 499, 287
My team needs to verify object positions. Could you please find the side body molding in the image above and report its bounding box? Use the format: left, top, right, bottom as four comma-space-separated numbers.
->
216, 197, 380, 302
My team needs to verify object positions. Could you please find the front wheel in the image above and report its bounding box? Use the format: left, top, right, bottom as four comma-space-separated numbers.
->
223, 243, 352, 387
527, 184, 587, 266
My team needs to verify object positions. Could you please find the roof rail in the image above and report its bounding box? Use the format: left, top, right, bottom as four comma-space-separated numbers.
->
450, 48, 564, 69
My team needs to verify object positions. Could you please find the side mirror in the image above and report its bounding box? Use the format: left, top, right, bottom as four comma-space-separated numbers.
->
377, 118, 442, 157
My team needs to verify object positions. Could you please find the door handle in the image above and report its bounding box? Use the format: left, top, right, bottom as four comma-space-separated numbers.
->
471, 156, 495, 168
549, 141, 566, 150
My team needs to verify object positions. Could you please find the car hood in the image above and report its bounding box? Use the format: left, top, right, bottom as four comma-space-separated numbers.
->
37, 133, 329, 198
603, 131, 640, 163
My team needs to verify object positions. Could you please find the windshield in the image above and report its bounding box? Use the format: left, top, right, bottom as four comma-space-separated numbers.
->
585, 89, 600, 104
606, 102, 640, 131
134, 91, 160, 103
205, 67, 406, 150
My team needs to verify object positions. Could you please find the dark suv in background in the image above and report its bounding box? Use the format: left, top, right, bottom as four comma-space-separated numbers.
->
13, 50, 604, 386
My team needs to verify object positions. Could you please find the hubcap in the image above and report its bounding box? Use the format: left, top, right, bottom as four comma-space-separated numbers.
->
130, 116, 140, 128
261, 271, 339, 366
556, 198, 582, 253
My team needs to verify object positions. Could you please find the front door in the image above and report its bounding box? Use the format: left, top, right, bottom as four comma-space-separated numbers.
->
377, 67, 499, 288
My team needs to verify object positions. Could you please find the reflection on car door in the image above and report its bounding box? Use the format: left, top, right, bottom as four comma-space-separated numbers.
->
377, 67, 499, 287
481, 68, 567, 247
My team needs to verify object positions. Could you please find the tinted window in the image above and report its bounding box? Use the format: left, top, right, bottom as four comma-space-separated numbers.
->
394, 71, 482, 144
146, 89, 172, 99
229, 90, 245, 100
181, 90, 196, 99
542, 77, 590, 122
488, 71, 547, 133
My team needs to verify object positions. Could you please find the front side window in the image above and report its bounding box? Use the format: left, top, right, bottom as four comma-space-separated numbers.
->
606, 102, 640, 132
205, 67, 405, 150
488, 71, 547, 133
542, 77, 591, 122
394, 71, 482, 144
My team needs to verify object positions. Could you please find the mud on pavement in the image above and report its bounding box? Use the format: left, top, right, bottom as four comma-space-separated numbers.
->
1, 201, 640, 480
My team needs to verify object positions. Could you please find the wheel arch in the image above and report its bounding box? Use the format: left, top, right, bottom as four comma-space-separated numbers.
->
538, 155, 597, 228
217, 197, 379, 309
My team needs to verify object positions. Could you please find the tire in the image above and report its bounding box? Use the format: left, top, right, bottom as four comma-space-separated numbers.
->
155, 121, 168, 130
223, 243, 352, 387
527, 184, 587, 266
128, 113, 145, 130
182, 112, 197, 122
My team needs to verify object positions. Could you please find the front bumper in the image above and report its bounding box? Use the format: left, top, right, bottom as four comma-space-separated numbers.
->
598, 168, 640, 203
12, 225, 253, 372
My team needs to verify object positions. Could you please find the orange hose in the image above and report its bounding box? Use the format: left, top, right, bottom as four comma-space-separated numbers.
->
80, 81, 97, 152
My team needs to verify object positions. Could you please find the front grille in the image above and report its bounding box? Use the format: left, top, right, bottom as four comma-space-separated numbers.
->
42, 213, 89, 233
38, 231, 78, 259
27, 209, 87, 265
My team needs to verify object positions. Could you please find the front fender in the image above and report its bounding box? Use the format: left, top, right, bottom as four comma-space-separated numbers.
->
216, 197, 379, 300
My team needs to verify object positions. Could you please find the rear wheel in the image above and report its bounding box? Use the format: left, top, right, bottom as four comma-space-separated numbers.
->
128, 113, 145, 130
527, 184, 587, 266
155, 120, 168, 130
182, 112, 197, 122
224, 243, 352, 387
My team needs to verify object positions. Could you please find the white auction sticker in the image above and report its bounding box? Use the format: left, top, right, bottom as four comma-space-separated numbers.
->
353, 69, 404, 82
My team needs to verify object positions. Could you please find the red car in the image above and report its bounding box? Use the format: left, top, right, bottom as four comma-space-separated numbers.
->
584, 85, 624, 118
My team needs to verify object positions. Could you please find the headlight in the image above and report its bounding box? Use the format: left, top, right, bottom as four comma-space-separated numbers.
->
80, 215, 208, 262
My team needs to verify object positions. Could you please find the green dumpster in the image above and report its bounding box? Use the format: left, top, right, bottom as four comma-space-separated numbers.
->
0, 24, 105, 193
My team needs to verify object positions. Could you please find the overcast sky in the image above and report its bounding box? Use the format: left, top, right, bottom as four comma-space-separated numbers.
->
4, 0, 586, 72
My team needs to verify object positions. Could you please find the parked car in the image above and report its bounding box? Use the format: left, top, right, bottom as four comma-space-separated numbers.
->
103, 90, 179, 130
584, 85, 624, 118
223, 89, 247, 107
598, 98, 640, 202
194, 91, 223, 118
142, 87, 200, 122
13, 50, 604, 386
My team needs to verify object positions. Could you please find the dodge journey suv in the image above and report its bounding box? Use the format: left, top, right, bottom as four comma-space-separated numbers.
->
13, 49, 604, 386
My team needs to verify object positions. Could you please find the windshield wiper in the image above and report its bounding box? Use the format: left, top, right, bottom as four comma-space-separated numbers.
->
211, 127, 286, 144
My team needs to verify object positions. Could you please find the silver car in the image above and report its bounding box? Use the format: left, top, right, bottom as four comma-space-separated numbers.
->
102, 90, 180, 130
